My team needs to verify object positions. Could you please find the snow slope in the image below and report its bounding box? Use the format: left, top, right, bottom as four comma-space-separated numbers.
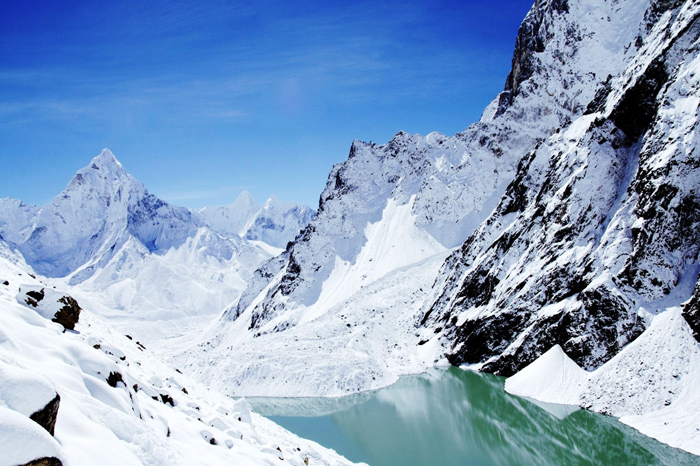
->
0, 240, 359, 466
506, 308, 700, 456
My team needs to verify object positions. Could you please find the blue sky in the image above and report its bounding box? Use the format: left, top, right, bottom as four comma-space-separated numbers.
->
0, 0, 533, 209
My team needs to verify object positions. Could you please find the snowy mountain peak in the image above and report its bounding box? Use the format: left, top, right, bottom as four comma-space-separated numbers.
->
236, 189, 256, 204
14, 149, 203, 278
195, 191, 315, 249
93, 148, 122, 168
261, 194, 285, 210
64, 148, 136, 200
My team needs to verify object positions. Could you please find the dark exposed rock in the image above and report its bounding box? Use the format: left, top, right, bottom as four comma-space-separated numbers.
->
682, 277, 700, 342
106, 371, 124, 388
584, 75, 613, 115
2, 280, 8, 286
29, 393, 60, 436
20, 458, 63, 466
563, 287, 645, 369
25, 288, 45, 307
52, 295, 81, 330
279, 253, 302, 296
159, 393, 175, 406
609, 57, 669, 140
448, 311, 530, 369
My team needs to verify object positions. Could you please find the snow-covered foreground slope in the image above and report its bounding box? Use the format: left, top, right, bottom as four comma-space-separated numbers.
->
0, 242, 359, 466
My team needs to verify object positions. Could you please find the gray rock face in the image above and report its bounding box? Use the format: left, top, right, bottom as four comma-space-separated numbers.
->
496, 0, 570, 115
422, 0, 700, 375
682, 277, 700, 342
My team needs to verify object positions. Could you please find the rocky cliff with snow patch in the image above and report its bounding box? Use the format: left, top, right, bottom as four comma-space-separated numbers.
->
421, 0, 700, 376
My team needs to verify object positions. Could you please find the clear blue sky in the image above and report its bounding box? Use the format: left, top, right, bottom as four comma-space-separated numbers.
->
0, 0, 533, 209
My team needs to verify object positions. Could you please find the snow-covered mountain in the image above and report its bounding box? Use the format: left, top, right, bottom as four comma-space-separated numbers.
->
184, 0, 649, 390
194, 190, 261, 239
195, 192, 315, 250
17, 150, 205, 279
179, 0, 700, 456
0, 150, 280, 343
0, 198, 39, 245
241, 195, 316, 249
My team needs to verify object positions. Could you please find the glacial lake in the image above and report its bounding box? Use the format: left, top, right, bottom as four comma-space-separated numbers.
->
249, 367, 699, 466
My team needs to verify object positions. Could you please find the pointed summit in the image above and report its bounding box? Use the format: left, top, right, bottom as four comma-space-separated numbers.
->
232, 190, 259, 210
262, 194, 285, 210
90, 148, 124, 171
63, 148, 135, 197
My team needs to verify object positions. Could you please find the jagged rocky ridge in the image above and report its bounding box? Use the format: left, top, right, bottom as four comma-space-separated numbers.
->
422, 0, 700, 376
205, 0, 663, 362
218, 0, 636, 333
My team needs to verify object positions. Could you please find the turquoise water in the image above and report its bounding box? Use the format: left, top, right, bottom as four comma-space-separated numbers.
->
249, 367, 700, 466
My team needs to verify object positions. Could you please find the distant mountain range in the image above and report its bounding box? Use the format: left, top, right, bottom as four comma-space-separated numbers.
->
0, 149, 314, 340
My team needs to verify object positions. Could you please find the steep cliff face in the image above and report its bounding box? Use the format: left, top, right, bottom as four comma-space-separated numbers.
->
422, 0, 700, 376
495, 0, 570, 115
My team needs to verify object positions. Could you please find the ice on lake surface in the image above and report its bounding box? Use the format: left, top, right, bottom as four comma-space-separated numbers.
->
249, 367, 700, 466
